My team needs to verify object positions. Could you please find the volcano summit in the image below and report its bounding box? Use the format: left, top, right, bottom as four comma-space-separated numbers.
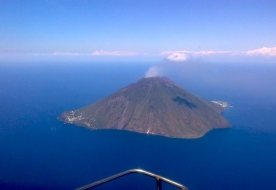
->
59, 77, 230, 138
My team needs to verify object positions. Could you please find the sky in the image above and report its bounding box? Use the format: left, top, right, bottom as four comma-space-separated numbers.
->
0, 0, 276, 63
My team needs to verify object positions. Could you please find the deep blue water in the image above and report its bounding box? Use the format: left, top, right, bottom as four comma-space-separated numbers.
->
0, 62, 276, 189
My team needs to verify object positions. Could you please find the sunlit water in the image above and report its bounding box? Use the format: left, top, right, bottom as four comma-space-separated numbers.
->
0, 62, 276, 189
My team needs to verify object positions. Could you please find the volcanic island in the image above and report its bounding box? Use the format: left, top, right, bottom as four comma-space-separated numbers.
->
59, 77, 230, 138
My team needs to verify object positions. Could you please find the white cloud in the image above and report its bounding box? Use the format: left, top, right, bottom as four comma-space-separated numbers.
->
161, 47, 276, 57
245, 47, 276, 56
53, 52, 83, 56
91, 51, 138, 56
161, 50, 231, 56
36, 51, 140, 57
166, 53, 189, 62
193, 50, 231, 55
145, 53, 189, 78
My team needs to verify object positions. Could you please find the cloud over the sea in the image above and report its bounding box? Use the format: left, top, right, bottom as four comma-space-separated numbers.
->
161, 47, 276, 57
161, 50, 231, 56
53, 52, 83, 56
50, 47, 276, 58
245, 47, 276, 56
50, 51, 139, 56
91, 51, 138, 56
166, 53, 189, 62
9, 46, 275, 63
145, 53, 191, 78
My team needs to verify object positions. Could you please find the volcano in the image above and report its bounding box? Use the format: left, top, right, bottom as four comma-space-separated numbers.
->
59, 77, 230, 138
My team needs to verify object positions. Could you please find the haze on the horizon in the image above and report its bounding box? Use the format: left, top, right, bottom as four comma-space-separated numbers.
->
0, 0, 276, 63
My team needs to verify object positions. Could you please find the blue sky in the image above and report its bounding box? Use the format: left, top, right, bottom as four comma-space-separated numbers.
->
1, 0, 276, 63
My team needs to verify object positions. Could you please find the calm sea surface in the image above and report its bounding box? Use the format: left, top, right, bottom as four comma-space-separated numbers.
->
0, 62, 276, 189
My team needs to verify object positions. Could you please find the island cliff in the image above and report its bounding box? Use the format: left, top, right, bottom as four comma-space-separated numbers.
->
59, 77, 230, 138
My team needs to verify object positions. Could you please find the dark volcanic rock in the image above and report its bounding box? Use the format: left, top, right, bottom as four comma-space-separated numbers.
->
59, 77, 230, 138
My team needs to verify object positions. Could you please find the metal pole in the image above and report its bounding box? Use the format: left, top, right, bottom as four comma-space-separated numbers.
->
76, 169, 187, 190
156, 178, 162, 190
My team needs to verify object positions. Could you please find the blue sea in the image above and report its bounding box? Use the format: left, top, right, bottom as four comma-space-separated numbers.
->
0, 62, 276, 190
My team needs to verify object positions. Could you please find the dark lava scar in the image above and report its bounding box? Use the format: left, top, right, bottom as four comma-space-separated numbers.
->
172, 96, 197, 108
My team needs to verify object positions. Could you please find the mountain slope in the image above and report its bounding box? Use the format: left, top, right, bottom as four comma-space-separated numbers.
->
59, 77, 230, 138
